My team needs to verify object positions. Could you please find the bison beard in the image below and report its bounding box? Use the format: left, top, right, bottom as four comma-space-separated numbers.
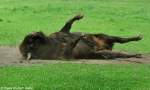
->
19, 14, 142, 60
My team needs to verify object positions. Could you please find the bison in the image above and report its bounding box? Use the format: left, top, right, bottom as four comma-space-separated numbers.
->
19, 14, 142, 60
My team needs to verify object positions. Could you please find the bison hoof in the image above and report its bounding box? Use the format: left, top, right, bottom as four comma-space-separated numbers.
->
135, 54, 142, 58
135, 35, 143, 41
74, 14, 84, 20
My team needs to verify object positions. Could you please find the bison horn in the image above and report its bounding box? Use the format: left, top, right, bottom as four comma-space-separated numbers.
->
27, 52, 32, 60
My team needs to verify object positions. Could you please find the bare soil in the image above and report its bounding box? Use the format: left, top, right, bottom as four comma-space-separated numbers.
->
0, 46, 149, 66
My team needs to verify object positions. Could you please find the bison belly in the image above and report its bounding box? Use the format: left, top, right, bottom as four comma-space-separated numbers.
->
72, 40, 94, 59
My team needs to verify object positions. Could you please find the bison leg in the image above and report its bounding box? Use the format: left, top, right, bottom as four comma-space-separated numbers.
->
75, 50, 142, 59
95, 50, 142, 59
98, 35, 142, 43
94, 34, 142, 44
83, 34, 142, 50
108, 35, 142, 44
92, 50, 141, 59
60, 14, 84, 33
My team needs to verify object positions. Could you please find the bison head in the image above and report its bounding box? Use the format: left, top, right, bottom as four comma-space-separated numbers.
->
19, 32, 48, 60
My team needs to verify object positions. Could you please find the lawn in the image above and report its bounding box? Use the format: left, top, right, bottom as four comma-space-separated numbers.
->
0, 0, 150, 90
0, 64, 150, 90
0, 0, 150, 53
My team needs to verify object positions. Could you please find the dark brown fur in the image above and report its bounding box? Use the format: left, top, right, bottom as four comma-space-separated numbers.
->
19, 14, 142, 60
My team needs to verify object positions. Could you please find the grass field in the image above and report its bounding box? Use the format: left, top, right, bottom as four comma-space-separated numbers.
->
0, 64, 150, 90
0, 0, 150, 53
0, 0, 150, 90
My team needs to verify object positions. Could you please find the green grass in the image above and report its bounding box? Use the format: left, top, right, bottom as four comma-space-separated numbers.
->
0, 0, 150, 53
0, 0, 150, 90
0, 64, 150, 90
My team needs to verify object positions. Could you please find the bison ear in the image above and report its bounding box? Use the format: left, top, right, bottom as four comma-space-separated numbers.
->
21, 34, 32, 44
36, 31, 45, 37
34, 32, 48, 43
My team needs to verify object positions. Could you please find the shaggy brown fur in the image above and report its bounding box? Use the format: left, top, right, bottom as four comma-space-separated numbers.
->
19, 14, 142, 60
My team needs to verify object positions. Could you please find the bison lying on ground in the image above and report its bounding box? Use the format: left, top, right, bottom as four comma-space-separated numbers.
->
19, 14, 142, 60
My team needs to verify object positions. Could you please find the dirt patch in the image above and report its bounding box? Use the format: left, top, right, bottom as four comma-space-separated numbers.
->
0, 46, 149, 66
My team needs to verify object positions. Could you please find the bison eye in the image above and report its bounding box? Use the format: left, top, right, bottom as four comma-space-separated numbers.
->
27, 38, 34, 44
